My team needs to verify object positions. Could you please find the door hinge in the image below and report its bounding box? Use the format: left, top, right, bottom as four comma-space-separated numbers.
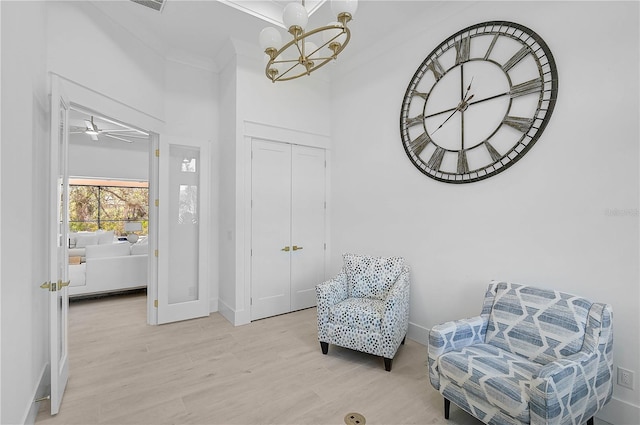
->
154, 299, 158, 308
155, 199, 159, 207
155, 149, 160, 157
154, 249, 159, 257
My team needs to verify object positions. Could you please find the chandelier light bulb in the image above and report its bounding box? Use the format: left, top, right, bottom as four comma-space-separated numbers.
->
305, 41, 319, 59
259, 27, 282, 52
330, 0, 358, 18
283, 2, 308, 32
322, 21, 346, 47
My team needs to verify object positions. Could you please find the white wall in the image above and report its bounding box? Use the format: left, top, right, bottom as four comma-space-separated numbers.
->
46, 2, 165, 121
69, 136, 149, 181
329, 1, 639, 423
0, 1, 50, 423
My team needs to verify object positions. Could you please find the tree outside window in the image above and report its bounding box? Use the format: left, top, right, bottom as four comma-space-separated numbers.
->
68, 180, 148, 236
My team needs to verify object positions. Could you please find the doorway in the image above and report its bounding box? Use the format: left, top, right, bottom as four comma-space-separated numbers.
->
66, 106, 151, 307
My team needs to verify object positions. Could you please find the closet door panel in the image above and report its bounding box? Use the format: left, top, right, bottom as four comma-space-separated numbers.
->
290, 145, 326, 311
251, 140, 292, 320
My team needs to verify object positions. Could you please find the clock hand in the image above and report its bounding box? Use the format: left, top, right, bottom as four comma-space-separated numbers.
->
432, 94, 475, 134
431, 108, 459, 134
467, 91, 510, 106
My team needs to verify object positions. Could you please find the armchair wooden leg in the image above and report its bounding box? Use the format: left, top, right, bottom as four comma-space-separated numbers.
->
320, 341, 328, 355
401, 336, 406, 345
444, 398, 450, 420
586, 418, 594, 425
384, 357, 392, 372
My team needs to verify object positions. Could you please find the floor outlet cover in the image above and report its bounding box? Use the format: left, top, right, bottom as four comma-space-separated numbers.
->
344, 412, 366, 425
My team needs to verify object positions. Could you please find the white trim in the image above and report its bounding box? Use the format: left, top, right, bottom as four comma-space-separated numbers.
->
24, 364, 49, 425
597, 396, 640, 425
408, 322, 429, 347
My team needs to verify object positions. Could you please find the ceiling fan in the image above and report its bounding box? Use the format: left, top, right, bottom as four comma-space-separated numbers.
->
70, 116, 148, 144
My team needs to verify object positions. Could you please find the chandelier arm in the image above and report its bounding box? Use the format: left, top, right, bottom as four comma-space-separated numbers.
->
264, 23, 351, 82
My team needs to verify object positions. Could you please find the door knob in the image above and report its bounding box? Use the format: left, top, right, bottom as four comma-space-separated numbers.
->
281, 246, 290, 252
292, 245, 303, 251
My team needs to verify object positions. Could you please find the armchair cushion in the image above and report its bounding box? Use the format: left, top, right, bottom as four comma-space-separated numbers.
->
438, 343, 543, 422
343, 253, 405, 300
329, 298, 385, 332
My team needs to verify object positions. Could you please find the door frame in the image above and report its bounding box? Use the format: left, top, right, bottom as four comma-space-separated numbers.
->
238, 120, 331, 326
50, 74, 164, 325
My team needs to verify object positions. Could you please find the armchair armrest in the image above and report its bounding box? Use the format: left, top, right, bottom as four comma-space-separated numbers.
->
380, 266, 410, 352
528, 302, 614, 425
428, 315, 488, 390
315, 271, 348, 341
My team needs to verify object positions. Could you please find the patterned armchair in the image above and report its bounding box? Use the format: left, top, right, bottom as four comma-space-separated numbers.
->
316, 253, 410, 371
428, 281, 613, 425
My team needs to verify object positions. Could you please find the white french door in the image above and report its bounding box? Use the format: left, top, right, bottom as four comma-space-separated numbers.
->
46, 75, 70, 415
251, 139, 326, 320
156, 138, 210, 324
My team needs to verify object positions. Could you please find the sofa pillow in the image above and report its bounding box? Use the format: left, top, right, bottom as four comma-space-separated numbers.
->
86, 242, 130, 259
130, 240, 148, 255
343, 253, 405, 300
96, 230, 115, 245
75, 232, 99, 248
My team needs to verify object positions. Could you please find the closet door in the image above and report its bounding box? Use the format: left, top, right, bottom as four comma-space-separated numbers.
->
250, 140, 326, 320
290, 145, 325, 310
251, 140, 292, 320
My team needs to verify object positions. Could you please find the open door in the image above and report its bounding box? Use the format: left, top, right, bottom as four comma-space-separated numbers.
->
156, 137, 210, 324
44, 75, 70, 415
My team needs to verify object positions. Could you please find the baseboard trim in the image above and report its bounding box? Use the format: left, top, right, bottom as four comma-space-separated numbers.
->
597, 395, 640, 425
24, 363, 49, 425
216, 299, 251, 326
408, 322, 429, 346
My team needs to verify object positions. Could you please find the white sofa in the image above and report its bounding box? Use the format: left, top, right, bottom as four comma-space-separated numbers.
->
68, 234, 148, 297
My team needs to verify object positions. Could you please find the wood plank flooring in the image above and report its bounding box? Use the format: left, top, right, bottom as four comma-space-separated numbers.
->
32, 293, 603, 425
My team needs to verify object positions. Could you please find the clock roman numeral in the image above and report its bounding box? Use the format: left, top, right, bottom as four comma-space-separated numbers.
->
484, 141, 502, 162
411, 90, 428, 100
455, 36, 471, 65
510, 78, 542, 98
503, 116, 533, 133
406, 114, 424, 128
427, 146, 445, 171
502, 46, 530, 72
457, 150, 469, 174
408, 132, 432, 156
483, 34, 499, 60
427, 58, 445, 81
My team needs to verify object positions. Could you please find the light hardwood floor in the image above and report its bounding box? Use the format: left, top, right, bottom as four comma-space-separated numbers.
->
34, 293, 605, 425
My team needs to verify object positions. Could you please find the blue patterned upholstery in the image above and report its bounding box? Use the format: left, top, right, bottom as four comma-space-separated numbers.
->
429, 282, 613, 425
316, 254, 410, 371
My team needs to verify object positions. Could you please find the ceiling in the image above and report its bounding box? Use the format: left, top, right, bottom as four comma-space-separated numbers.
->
89, 0, 435, 70
69, 108, 149, 150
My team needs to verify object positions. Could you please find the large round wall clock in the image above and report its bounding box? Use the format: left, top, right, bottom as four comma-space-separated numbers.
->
399, 21, 558, 183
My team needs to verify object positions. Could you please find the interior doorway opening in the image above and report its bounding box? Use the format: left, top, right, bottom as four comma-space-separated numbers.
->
66, 105, 152, 312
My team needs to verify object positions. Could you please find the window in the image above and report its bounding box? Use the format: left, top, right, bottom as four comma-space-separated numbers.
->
68, 179, 149, 236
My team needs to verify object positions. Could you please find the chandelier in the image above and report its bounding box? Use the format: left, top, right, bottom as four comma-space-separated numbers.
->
258, 0, 358, 82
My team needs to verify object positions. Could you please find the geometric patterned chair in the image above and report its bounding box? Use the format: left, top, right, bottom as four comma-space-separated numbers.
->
429, 281, 613, 425
316, 253, 410, 371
